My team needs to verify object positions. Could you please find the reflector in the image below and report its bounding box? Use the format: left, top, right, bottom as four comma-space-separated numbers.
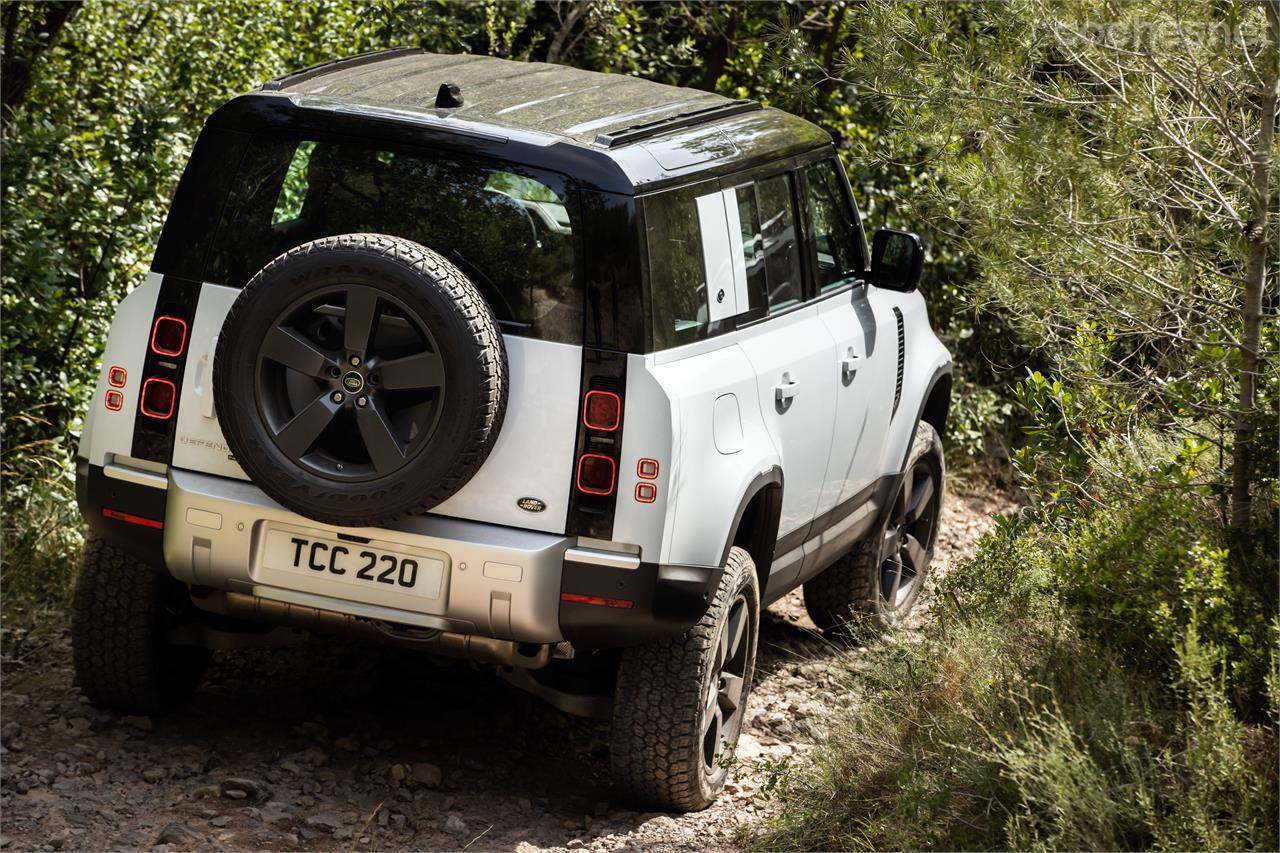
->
104, 389, 124, 411
107, 366, 127, 387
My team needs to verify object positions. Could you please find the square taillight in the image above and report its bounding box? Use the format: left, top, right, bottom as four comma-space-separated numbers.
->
150, 316, 188, 357
107, 366, 127, 387
582, 390, 620, 431
576, 453, 617, 495
140, 377, 176, 419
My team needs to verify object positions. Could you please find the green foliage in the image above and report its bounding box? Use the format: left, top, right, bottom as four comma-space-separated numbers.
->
757, 488, 1279, 852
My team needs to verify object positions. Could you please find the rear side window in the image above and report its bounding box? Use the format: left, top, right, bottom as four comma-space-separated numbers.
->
644, 184, 712, 350
205, 133, 582, 343
802, 160, 862, 292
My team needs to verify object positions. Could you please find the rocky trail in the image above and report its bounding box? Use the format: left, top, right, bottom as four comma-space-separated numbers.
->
0, 487, 1016, 852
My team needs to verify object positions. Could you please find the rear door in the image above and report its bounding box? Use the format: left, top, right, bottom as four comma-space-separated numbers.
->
165, 130, 586, 535
725, 172, 838, 548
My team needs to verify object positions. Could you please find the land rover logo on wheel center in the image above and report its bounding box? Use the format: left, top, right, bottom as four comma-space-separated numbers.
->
341, 371, 364, 393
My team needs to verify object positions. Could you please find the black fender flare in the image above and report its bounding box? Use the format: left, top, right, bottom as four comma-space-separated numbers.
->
719, 466, 784, 591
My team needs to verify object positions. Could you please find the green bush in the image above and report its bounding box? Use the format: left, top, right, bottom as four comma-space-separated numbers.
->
756, 489, 1278, 852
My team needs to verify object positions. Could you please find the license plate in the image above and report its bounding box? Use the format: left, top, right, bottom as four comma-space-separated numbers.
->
260, 528, 446, 600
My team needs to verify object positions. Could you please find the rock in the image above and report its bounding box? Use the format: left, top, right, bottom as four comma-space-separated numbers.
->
389, 764, 406, 782
221, 778, 266, 799
0, 724, 21, 746
410, 762, 441, 789
192, 784, 221, 799
210, 816, 231, 828
333, 827, 354, 841
304, 812, 344, 830
567, 840, 585, 850
297, 747, 328, 766
155, 823, 198, 845
334, 737, 357, 752
121, 715, 153, 732
141, 767, 166, 783
444, 814, 467, 836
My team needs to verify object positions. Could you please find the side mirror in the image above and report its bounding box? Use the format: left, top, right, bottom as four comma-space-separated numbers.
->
869, 229, 923, 292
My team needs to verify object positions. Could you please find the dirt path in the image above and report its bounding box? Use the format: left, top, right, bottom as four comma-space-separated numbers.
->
0, 488, 1016, 852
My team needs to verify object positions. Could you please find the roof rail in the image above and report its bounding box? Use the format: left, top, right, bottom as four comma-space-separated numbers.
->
262, 47, 423, 92
592, 99, 762, 148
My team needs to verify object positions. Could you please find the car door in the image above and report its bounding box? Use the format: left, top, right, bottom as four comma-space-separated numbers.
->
724, 172, 838, 554
801, 159, 880, 513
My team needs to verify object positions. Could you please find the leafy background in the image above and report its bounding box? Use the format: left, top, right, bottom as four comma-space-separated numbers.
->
2, 2, 1275, 849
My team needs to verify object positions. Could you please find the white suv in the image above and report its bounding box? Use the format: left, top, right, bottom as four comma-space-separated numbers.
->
72, 50, 951, 811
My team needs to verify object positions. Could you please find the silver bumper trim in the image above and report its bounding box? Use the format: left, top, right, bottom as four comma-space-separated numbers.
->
164, 468, 573, 643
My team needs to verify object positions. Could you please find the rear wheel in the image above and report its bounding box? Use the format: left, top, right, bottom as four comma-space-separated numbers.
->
609, 547, 759, 812
71, 538, 210, 713
804, 420, 944, 632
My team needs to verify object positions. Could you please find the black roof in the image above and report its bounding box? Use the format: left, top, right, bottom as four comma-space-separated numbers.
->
208, 49, 832, 195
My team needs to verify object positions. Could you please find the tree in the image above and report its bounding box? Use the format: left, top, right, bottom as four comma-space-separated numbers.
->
816, 0, 1278, 538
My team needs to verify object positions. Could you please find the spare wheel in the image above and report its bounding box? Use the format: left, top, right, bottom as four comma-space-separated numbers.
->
213, 233, 507, 527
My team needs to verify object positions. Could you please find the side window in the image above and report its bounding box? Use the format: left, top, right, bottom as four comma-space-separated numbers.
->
802, 160, 862, 292
756, 174, 803, 312
645, 185, 710, 350
730, 173, 803, 314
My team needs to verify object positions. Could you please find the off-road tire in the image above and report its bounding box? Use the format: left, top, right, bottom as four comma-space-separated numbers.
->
804, 421, 945, 632
214, 233, 507, 527
71, 538, 210, 714
610, 547, 760, 812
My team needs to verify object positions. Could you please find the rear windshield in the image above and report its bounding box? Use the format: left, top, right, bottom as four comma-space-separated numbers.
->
204, 133, 582, 343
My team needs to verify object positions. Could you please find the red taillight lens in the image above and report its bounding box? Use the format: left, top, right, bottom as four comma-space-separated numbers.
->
150, 316, 188, 357
107, 366, 127, 387
635, 482, 657, 503
637, 458, 659, 479
104, 389, 124, 411
582, 390, 621, 431
140, 377, 176, 419
576, 453, 616, 495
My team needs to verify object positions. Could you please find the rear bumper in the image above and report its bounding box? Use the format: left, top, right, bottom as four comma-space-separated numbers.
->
77, 462, 716, 647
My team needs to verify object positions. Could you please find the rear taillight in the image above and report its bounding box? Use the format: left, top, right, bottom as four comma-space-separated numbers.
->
582, 390, 621, 431
107, 366, 127, 387
577, 453, 616, 495
105, 389, 124, 411
140, 377, 176, 419
150, 316, 188, 357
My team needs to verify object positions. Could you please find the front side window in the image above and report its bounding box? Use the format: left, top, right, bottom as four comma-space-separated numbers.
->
729, 174, 803, 316
803, 160, 862, 292
754, 173, 803, 313
205, 133, 582, 343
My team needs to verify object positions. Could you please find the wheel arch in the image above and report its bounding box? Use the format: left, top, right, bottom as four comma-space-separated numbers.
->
721, 466, 784, 596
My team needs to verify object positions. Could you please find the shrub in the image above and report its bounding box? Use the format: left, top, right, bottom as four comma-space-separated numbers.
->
755, 493, 1278, 852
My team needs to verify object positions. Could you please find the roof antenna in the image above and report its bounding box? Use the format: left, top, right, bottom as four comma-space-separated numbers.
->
435, 82, 463, 109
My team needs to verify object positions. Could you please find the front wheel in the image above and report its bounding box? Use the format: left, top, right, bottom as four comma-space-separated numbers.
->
609, 547, 760, 812
804, 420, 945, 632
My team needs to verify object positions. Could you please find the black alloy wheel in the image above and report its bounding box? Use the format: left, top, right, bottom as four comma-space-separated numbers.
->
877, 447, 942, 612
702, 591, 753, 777
255, 284, 445, 482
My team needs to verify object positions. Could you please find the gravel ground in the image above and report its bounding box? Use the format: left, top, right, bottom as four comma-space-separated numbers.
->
0, 487, 1016, 852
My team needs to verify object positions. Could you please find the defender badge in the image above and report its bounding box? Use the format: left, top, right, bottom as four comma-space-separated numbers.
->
517, 497, 546, 513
